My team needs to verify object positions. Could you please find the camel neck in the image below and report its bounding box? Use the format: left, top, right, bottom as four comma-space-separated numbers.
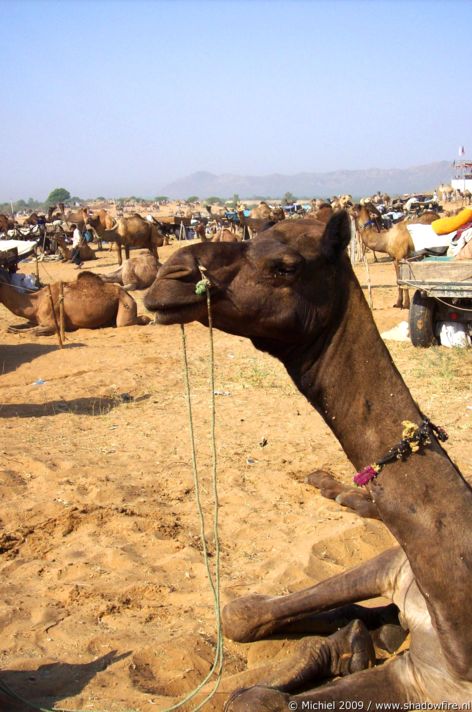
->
267, 260, 472, 532
0, 283, 38, 321
285, 268, 421, 470
275, 262, 472, 667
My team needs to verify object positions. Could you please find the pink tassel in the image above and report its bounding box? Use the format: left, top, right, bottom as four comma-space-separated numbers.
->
354, 465, 379, 487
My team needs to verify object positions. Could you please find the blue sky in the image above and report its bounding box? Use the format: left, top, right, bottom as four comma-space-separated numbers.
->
1, 0, 471, 201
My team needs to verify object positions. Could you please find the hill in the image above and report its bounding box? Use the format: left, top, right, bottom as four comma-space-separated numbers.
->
159, 161, 452, 199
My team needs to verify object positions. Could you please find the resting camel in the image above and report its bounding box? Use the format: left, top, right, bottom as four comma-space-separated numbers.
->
144, 213, 472, 708
355, 204, 438, 309
0, 271, 150, 334
98, 252, 160, 290
87, 213, 164, 265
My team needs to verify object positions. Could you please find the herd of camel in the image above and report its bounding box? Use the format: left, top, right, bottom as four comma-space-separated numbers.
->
0, 192, 453, 335
0, 202, 471, 706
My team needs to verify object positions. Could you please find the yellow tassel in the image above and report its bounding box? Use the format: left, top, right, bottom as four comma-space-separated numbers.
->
402, 420, 419, 439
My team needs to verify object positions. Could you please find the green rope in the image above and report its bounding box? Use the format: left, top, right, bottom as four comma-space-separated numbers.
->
161, 279, 224, 711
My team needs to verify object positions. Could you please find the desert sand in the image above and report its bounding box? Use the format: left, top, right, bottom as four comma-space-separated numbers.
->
0, 242, 471, 711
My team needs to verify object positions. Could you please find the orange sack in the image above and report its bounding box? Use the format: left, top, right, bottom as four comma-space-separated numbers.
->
432, 208, 472, 235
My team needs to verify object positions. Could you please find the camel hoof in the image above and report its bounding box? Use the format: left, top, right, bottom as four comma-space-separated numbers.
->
374, 623, 408, 654
222, 594, 275, 642
305, 470, 344, 500
335, 492, 379, 520
224, 686, 289, 712
338, 620, 376, 675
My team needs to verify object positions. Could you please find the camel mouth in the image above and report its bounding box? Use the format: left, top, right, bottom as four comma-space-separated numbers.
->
152, 301, 206, 325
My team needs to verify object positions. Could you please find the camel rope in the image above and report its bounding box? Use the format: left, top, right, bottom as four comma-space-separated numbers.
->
161, 270, 224, 711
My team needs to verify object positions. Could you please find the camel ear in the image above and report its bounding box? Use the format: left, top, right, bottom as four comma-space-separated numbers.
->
320, 210, 352, 262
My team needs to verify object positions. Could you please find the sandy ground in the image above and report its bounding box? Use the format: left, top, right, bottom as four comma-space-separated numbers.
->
0, 241, 471, 712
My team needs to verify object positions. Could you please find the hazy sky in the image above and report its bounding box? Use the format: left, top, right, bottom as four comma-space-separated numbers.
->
2, 0, 471, 201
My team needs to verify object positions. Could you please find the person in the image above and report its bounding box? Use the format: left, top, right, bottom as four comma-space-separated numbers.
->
70, 224, 84, 268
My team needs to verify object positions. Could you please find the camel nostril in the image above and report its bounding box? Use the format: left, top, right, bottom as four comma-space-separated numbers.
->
158, 264, 196, 281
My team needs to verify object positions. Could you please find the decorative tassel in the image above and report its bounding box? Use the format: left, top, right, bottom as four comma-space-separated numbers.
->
354, 464, 381, 487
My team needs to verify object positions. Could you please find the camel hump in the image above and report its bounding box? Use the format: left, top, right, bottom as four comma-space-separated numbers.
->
76, 271, 105, 285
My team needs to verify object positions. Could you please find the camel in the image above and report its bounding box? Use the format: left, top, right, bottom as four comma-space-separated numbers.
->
249, 202, 286, 221
0, 271, 150, 335
144, 213, 472, 708
61, 206, 90, 231
97, 252, 160, 290
53, 232, 97, 263
237, 211, 279, 240
249, 201, 272, 219
355, 203, 439, 309
0, 213, 15, 233
87, 213, 164, 265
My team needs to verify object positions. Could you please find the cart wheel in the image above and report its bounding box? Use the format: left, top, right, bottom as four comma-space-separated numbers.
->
409, 291, 437, 347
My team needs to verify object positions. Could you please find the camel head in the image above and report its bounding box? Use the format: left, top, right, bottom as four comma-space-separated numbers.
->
145, 211, 352, 351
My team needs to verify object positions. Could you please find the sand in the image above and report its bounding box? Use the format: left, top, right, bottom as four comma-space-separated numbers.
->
0, 243, 471, 711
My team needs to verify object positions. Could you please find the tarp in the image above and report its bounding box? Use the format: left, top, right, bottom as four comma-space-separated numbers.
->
0, 239, 38, 258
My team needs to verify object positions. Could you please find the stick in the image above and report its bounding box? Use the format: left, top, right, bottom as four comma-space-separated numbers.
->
59, 281, 65, 343
47, 284, 63, 348
363, 255, 374, 310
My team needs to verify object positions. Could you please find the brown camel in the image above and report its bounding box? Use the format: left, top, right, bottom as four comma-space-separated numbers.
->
61, 206, 90, 231
87, 213, 164, 265
355, 204, 438, 309
98, 252, 160, 290
144, 213, 472, 707
0, 213, 15, 233
0, 271, 150, 335
53, 232, 97, 263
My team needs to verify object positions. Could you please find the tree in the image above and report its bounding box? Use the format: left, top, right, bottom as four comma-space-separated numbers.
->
186, 196, 199, 203
282, 191, 296, 206
155, 195, 169, 202
46, 188, 71, 205
206, 196, 223, 205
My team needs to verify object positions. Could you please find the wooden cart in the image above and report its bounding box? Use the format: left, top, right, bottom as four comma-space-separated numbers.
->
397, 258, 472, 346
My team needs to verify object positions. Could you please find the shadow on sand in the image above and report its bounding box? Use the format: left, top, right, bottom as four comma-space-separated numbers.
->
0, 394, 150, 418
0, 650, 130, 711
0, 342, 86, 376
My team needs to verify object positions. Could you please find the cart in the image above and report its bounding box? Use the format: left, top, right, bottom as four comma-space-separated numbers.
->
397, 257, 472, 347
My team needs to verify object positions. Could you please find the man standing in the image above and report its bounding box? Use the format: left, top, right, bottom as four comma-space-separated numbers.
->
70, 224, 84, 268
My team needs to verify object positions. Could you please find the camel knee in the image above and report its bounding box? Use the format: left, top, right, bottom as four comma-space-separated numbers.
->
224, 686, 289, 712
222, 594, 275, 642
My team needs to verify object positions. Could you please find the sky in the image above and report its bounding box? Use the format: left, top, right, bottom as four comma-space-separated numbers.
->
1, 0, 471, 201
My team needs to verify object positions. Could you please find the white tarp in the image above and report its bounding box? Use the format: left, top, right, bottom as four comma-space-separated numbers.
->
0, 239, 38, 257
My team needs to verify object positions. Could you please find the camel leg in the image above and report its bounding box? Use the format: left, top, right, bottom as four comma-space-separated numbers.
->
116, 293, 150, 326
225, 657, 416, 711
393, 260, 407, 309
402, 287, 410, 310
7, 322, 37, 334
117, 244, 123, 266
222, 547, 403, 643
305, 470, 379, 519
125, 245, 130, 261
116, 293, 139, 327
221, 619, 375, 698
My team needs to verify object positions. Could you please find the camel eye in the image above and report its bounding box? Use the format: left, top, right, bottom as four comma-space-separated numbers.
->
272, 261, 299, 278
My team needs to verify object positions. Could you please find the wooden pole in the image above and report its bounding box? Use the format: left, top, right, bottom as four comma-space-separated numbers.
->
59, 281, 65, 343
35, 255, 40, 285
47, 284, 63, 349
363, 254, 374, 310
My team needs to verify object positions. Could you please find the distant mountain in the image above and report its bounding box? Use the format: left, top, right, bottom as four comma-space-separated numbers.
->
159, 162, 452, 200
